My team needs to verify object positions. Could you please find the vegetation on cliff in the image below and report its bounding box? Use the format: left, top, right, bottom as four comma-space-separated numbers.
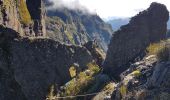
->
46, 62, 110, 99
147, 40, 170, 62
16, 0, 32, 25
46, 8, 113, 51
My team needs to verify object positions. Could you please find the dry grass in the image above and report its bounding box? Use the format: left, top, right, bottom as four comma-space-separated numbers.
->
147, 40, 170, 62
146, 41, 165, 55
17, 0, 32, 25
156, 45, 170, 62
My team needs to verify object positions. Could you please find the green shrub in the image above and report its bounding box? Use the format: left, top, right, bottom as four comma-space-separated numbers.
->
61, 62, 101, 97
65, 31, 75, 44
69, 66, 76, 78
120, 85, 127, 97
64, 72, 94, 96
131, 70, 141, 77
87, 62, 100, 75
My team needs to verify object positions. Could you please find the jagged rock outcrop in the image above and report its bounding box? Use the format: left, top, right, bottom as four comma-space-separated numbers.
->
103, 2, 169, 80
26, 0, 46, 36
84, 41, 106, 67
46, 7, 113, 51
0, 26, 93, 100
0, 0, 46, 37
111, 55, 156, 99
111, 54, 170, 100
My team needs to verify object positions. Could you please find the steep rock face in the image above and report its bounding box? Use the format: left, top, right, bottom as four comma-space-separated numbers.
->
0, 0, 24, 35
0, 48, 27, 100
0, 0, 46, 37
0, 26, 27, 100
46, 8, 113, 51
103, 2, 169, 79
0, 26, 93, 100
26, 0, 46, 36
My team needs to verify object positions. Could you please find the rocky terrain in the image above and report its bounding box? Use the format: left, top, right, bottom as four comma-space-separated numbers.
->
0, 0, 102, 100
0, 25, 96, 100
110, 40, 170, 99
103, 2, 169, 80
0, 0, 170, 100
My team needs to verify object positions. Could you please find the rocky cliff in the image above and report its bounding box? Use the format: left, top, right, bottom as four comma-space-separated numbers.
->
103, 2, 169, 80
0, 1, 107, 100
0, 25, 94, 100
0, 0, 46, 37
46, 7, 113, 51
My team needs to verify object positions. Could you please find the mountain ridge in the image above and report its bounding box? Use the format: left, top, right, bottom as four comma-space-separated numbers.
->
107, 16, 170, 30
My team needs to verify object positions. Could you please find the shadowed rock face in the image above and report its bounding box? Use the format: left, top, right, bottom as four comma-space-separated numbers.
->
26, 0, 46, 36
103, 2, 169, 80
0, 26, 93, 100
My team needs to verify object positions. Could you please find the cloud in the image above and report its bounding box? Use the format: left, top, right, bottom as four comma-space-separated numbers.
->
46, 0, 95, 14
46, 0, 170, 19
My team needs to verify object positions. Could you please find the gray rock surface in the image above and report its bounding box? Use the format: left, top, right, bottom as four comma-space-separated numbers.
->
0, 26, 93, 100
111, 54, 170, 100
103, 2, 169, 79
0, 0, 46, 36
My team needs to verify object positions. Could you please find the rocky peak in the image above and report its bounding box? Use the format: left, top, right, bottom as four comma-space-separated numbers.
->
103, 2, 169, 80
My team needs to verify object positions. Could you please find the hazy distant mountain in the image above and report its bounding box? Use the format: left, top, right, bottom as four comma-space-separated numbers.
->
106, 18, 130, 31
168, 17, 170, 29
107, 17, 170, 30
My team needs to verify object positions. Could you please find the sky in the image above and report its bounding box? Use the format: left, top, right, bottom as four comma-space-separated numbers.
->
49, 0, 170, 19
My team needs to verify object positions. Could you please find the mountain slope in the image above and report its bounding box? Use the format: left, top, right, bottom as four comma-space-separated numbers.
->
107, 18, 130, 31
46, 8, 113, 51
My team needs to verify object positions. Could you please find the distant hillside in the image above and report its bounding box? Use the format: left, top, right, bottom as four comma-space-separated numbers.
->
107, 17, 170, 30
168, 17, 170, 29
46, 8, 113, 51
106, 18, 130, 31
